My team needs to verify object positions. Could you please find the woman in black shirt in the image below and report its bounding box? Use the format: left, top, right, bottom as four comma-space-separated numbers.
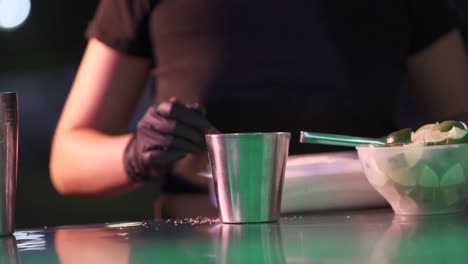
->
50, 0, 468, 218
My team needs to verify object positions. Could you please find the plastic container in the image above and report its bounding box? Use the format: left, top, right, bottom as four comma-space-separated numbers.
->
356, 143, 468, 215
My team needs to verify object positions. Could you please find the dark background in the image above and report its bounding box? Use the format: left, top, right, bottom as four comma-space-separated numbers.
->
1, 1, 467, 228
1, 1, 157, 228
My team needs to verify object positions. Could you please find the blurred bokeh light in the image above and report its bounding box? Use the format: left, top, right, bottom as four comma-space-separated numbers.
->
0, 0, 31, 30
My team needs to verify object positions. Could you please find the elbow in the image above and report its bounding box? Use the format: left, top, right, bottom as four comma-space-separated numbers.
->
49, 158, 75, 196
49, 144, 81, 196
49, 132, 87, 196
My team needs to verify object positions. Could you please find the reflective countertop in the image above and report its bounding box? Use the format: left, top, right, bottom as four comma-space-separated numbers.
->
5, 208, 468, 263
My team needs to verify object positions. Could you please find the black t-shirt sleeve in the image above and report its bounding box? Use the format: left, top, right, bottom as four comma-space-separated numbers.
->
86, 0, 153, 57
409, 0, 461, 54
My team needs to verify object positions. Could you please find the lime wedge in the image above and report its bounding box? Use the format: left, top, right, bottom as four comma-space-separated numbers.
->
388, 168, 416, 187
434, 120, 467, 132
385, 128, 412, 146
411, 123, 435, 143
417, 123, 436, 132
444, 188, 460, 206
418, 165, 439, 187
421, 130, 450, 145
386, 151, 422, 171
398, 195, 418, 213
405, 148, 425, 167
446, 127, 468, 144
411, 121, 468, 145
364, 159, 388, 187
440, 163, 465, 186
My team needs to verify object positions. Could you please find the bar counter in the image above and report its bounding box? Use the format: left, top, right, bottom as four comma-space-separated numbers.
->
6, 208, 468, 263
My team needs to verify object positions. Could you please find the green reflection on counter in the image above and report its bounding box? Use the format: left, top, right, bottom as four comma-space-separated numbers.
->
12, 210, 468, 264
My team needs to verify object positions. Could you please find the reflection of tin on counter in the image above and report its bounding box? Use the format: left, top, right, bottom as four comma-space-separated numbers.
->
0, 236, 20, 264
213, 223, 286, 264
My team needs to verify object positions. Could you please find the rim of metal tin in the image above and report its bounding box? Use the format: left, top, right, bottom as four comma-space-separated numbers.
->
206, 132, 290, 138
0, 91, 17, 97
0, 92, 17, 102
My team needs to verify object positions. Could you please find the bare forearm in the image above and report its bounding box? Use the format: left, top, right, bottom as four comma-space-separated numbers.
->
408, 29, 468, 123
50, 129, 139, 196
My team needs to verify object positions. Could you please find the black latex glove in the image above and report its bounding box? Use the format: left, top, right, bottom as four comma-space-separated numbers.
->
123, 100, 217, 182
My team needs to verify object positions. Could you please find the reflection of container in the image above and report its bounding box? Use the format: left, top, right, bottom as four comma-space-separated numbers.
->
371, 214, 468, 263
356, 144, 468, 215
0, 92, 18, 236
279, 213, 392, 263
213, 223, 286, 264
206, 132, 290, 223
0, 236, 20, 264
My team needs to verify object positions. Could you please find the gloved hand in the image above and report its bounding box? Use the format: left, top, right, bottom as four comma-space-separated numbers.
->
123, 99, 218, 182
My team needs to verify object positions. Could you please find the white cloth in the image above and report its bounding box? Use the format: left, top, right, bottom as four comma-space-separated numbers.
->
200, 151, 388, 213
280, 151, 387, 213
